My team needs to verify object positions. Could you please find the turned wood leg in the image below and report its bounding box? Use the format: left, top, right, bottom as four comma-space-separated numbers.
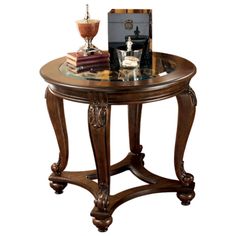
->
88, 98, 112, 232
45, 87, 69, 193
174, 86, 197, 205
128, 104, 143, 154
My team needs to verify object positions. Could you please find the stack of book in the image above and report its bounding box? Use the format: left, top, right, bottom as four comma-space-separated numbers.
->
66, 51, 110, 73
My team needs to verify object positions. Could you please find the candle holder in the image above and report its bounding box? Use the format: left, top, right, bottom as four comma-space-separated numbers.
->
76, 4, 100, 55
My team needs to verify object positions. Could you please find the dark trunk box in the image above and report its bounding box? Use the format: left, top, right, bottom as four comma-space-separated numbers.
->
108, 9, 152, 70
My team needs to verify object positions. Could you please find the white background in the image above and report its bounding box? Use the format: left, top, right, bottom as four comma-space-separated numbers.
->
1, 0, 236, 235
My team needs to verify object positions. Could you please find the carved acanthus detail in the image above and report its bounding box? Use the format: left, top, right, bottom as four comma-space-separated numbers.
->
50, 153, 63, 175
180, 161, 194, 186
51, 162, 60, 174
94, 183, 109, 212
51, 160, 63, 176
89, 104, 107, 128
187, 86, 197, 106
88, 94, 108, 129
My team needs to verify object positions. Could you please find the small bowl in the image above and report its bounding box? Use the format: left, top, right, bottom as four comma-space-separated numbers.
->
116, 48, 142, 69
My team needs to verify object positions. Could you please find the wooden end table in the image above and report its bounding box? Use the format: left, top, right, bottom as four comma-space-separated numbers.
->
40, 52, 197, 232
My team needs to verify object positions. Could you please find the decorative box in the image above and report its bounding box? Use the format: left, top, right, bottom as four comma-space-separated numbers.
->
108, 9, 152, 69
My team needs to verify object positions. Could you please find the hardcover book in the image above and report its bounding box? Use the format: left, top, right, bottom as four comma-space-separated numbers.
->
66, 51, 110, 62
66, 57, 109, 67
67, 62, 110, 73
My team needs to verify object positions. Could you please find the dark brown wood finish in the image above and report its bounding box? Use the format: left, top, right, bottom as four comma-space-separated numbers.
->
174, 86, 197, 205
45, 87, 69, 193
41, 52, 197, 232
128, 104, 143, 154
88, 93, 112, 231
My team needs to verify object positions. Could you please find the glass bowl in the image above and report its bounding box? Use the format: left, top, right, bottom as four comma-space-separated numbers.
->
116, 48, 142, 69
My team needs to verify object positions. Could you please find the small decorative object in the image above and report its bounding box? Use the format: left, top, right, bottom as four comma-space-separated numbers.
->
76, 4, 100, 55
65, 4, 110, 74
126, 36, 133, 52
108, 9, 152, 69
117, 37, 142, 69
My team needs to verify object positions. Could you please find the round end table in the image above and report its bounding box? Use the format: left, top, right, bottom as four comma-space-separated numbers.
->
40, 52, 197, 232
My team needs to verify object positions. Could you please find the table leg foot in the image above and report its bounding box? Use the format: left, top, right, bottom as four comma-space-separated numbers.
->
50, 181, 67, 194
177, 191, 195, 206
92, 216, 113, 232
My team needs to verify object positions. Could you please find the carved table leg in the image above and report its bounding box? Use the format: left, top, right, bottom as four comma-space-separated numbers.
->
128, 104, 143, 154
174, 86, 197, 205
88, 97, 112, 232
45, 87, 69, 194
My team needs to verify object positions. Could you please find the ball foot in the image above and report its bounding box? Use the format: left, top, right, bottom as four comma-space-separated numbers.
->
50, 182, 67, 194
92, 216, 113, 232
177, 191, 195, 206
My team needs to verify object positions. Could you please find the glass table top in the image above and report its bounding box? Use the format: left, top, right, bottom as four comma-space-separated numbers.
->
59, 53, 176, 82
